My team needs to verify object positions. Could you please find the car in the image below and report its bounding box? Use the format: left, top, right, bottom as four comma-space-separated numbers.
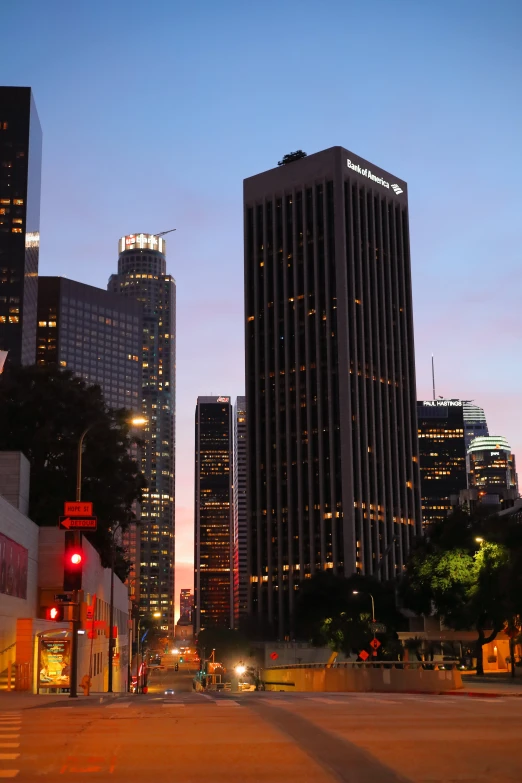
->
165, 689, 175, 696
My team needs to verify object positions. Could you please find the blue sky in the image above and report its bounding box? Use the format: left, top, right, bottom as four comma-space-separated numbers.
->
2, 0, 521, 594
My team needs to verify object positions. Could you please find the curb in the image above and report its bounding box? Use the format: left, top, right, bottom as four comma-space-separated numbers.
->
445, 690, 522, 698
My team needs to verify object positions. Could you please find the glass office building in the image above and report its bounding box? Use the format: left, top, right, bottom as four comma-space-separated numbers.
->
233, 396, 247, 623
194, 396, 234, 632
0, 87, 42, 365
244, 147, 422, 635
417, 400, 467, 526
109, 233, 176, 632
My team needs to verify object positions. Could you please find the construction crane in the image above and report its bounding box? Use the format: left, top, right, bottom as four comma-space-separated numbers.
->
153, 229, 176, 237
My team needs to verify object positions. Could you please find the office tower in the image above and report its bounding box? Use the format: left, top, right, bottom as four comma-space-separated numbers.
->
179, 588, 193, 622
462, 402, 489, 451
37, 276, 144, 591
468, 436, 518, 506
244, 147, 422, 635
37, 277, 142, 409
0, 87, 42, 365
109, 233, 176, 632
233, 396, 248, 622
417, 400, 467, 526
194, 396, 234, 633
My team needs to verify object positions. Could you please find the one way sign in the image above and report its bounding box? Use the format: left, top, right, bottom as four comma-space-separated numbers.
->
58, 516, 97, 531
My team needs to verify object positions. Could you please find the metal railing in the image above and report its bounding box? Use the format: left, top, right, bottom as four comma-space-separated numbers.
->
0, 642, 16, 656
267, 660, 462, 671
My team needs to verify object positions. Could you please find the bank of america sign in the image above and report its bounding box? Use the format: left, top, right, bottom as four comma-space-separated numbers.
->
347, 158, 404, 196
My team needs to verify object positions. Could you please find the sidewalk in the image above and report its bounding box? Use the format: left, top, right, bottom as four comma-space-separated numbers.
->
0, 691, 123, 710
449, 673, 522, 698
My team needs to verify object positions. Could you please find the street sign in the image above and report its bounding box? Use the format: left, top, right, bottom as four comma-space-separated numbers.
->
59, 516, 97, 531
369, 638, 381, 650
359, 650, 369, 661
64, 501, 93, 516
371, 623, 387, 633
270, 652, 279, 661
54, 593, 73, 602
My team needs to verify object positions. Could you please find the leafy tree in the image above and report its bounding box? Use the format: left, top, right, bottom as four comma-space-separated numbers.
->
294, 571, 404, 658
400, 508, 512, 675
0, 365, 145, 578
277, 150, 307, 166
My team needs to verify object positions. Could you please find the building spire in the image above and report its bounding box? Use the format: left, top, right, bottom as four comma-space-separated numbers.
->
432, 354, 436, 400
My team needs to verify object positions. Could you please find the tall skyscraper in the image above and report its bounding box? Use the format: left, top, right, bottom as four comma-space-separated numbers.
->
37, 277, 142, 410
463, 402, 489, 451
0, 87, 42, 365
244, 147, 422, 636
179, 588, 193, 622
194, 396, 234, 633
468, 436, 518, 506
417, 400, 467, 526
37, 276, 144, 592
233, 396, 248, 622
109, 233, 176, 632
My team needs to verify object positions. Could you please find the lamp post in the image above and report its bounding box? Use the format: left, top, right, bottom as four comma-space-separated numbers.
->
76, 415, 146, 695
353, 590, 375, 622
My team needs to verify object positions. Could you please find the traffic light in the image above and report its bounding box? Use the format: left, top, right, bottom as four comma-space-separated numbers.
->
175, 662, 179, 672
64, 531, 83, 591
179, 656, 183, 663
45, 605, 64, 621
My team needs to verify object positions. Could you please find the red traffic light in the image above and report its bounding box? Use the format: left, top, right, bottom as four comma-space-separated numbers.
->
70, 552, 82, 565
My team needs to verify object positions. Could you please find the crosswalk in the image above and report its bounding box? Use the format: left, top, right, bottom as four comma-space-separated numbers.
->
0, 712, 21, 779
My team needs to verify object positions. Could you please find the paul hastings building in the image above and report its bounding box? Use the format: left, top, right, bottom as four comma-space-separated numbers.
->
244, 147, 422, 636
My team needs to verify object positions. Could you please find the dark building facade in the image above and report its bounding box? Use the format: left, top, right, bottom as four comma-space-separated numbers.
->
244, 146, 422, 635
37, 276, 144, 593
194, 396, 234, 633
0, 87, 42, 365
37, 277, 142, 410
179, 588, 193, 622
233, 396, 247, 623
109, 233, 176, 633
417, 400, 467, 526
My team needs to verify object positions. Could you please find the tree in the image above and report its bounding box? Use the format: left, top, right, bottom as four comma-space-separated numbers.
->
277, 150, 307, 166
0, 365, 145, 578
400, 509, 511, 675
294, 571, 404, 657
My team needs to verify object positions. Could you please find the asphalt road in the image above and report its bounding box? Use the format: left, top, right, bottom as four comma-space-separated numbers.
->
1, 691, 521, 781
146, 666, 195, 694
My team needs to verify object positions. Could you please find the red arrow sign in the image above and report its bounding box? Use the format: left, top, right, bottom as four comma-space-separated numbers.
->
59, 516, 97, 531
369, 638, 381, 650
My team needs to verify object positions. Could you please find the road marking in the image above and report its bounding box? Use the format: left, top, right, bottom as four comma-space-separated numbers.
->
0, 745, 19, 750
0, 755, 19, 761
0, 772, 19, 778
216, 701, 240, 706
108, 701, 131, 708
0, 737, 19, 741
162, 703, 185, 707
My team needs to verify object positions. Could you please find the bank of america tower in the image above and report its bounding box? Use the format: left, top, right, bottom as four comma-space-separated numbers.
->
244, 147, 422, 636
109, 233, 176, 632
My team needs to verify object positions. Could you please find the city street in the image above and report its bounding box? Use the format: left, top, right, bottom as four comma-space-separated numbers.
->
1, 691, 522, 781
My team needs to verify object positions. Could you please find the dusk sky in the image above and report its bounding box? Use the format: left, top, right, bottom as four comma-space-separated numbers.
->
3, 0, 521, 614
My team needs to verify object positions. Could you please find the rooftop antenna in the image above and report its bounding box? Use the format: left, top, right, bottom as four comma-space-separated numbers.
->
153, 229, 177, 237
431, 354, 436, 401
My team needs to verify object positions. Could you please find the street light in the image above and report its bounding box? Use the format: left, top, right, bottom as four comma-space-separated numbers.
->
353, 590, 376, 622
136, 611, 162, 693
475, 537, 484, 543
